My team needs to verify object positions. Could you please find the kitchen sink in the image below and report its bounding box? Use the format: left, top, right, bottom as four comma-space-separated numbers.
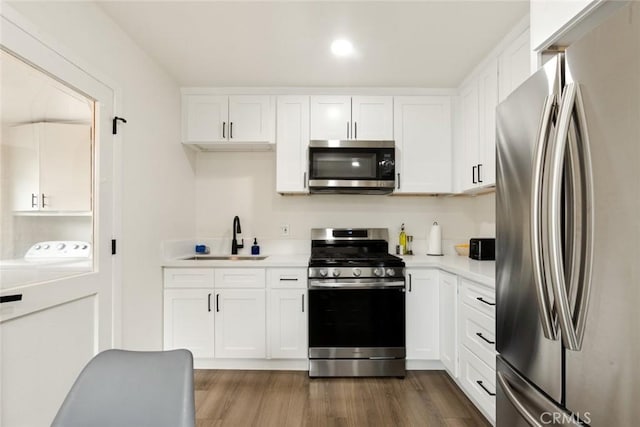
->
184, 255, 268, 261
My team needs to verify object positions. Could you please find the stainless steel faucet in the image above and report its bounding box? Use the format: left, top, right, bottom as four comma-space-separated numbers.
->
231, 216, 244, 255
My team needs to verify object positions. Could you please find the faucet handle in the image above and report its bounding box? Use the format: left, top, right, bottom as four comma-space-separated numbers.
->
237, 238, 244, 249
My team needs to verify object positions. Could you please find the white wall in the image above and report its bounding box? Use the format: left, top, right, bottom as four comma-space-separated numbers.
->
8, 2, 197, 350
195, 151, 495, 254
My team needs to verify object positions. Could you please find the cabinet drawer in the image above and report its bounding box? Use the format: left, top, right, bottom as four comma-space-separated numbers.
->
164, 268, 214, 289
268, 268, 307, 289
461, 304, 496, 369
215, 268, 266, 288
460, 278, 495, 317
460, 346, 496, 423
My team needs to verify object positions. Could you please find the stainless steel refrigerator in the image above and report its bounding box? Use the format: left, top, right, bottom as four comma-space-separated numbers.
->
496, 3, 639, 426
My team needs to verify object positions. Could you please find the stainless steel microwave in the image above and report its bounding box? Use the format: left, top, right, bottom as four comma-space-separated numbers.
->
308, 140, 396, 194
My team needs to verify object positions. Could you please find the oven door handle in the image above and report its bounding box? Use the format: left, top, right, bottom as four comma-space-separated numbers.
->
308, 280, 405, 290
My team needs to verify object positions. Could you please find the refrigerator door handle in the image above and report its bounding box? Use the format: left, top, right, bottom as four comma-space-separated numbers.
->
531, 93, 558, 341
497, 371, 581, 427
548, 82, 594, 351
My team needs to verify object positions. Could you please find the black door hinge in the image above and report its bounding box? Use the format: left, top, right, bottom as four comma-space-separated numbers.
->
112, 239, 117, 255
112, 116, 127, 135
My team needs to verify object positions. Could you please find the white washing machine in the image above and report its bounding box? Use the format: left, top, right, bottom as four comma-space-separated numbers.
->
0, 241, 92, 290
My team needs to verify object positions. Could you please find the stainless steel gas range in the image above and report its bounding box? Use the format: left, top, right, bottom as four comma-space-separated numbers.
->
307, 228, 406, 378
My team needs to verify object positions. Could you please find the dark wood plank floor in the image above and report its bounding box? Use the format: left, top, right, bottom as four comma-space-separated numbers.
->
194, 370, 490, 427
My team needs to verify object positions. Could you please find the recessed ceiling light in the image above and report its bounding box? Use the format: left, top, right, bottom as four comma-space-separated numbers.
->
331, 39, 354, 57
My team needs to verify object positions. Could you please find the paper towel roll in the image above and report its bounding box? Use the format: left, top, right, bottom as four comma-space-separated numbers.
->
427, 222, 443, 256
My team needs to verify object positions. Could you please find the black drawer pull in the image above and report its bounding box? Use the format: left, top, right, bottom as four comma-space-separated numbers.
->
207, 293, 212, 312
279, 278, 299, 281
477, 380, 496, 396
1, 294, 23, 304
476, 332, 495, 345
476, 296, 495, 306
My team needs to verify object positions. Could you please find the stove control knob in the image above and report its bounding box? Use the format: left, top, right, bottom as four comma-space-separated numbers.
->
385, 268, 395, 277
373, 268, 384, 277
352, 268, 362, 277
43, 244, 50, 250
319, 269, 328, 278
73, 244, 80, 250
34, 245, 41, 250
332, 270, 341, 278
57, 243, 66, 250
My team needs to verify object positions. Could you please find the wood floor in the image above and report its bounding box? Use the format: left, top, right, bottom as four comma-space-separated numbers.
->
194, 370, 490, 427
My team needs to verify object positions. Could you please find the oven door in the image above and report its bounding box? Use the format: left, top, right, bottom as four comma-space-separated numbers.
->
308, 140, 395, 194
308, 279, 405, 358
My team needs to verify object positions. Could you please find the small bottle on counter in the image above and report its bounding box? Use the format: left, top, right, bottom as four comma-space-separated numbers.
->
251, 238, 260, 255
399, 223, 407, 255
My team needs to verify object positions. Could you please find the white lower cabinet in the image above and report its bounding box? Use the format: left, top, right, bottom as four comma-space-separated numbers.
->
164, 289, 215, 358
405, 269, 440, 360
457, 277, 497, 424
163, 267, 308, 364
267, 268, 308, 359
438, 270, 458, 376
214, 289, 266, 358
163, 268, 215, 358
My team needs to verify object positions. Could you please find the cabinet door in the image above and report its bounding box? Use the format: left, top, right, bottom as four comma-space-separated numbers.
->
478, 58, 498, 187
38, 123, 91, 211
498, 29, 532, 102
228, 95, 274, 142
439, 271, 458, 376
269, 289, 307, 359
405, 269, 440, 360
6, 124, 39, 211
214, 289, 266, 358
459, 81, 480, 192
394, 96, 452, 193
182, 94, 228, 142
310, 96, 351, 140
164, 289, 215, 359
351, 96, 393, 140
276, 96, 309, 193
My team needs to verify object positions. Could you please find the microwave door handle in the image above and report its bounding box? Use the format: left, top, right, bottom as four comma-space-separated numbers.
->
531, 93, 558, 341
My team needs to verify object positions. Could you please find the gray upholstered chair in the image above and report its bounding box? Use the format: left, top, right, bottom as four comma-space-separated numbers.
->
51, 349, 195, 427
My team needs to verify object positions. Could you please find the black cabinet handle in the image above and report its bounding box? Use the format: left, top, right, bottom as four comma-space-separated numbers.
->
0, 294, 22, 304
397, 173, 401, 190
408, 274, 412, 292
222, 122, 226, 138
478, 163, 483, 183
279, 278, 299, 281
476, 332, 495, 345
207, 293, 212, 312
472, 165, 477, 184
476, 296, 496, 306
354, 122, 357, 139
301, 294, 305, 312
41, 194, 48, 208
477, 380, 496, 396
230, 122, 233, 139
347, 122, 350, 139
216, 294, 220, 312
31, 193, 38, 208
303, 172, 307, 189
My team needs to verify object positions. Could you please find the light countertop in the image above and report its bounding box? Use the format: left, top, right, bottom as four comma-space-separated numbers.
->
162, 254, 494, 288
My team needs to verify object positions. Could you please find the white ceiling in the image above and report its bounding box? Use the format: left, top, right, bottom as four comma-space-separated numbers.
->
97, 1, 529, 88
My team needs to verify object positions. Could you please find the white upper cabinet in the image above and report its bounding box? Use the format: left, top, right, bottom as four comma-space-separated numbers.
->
458, 58, 498, 193
182, 93, 275, 149
183, 95, 228, 142
310, 95, 393, 140
310, 96, 351, 140
351, 96, 393, 140
498, 28, 532, 102
5, 122, 91, 212
394, 96, 452, 194
276, 96, 310, 194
